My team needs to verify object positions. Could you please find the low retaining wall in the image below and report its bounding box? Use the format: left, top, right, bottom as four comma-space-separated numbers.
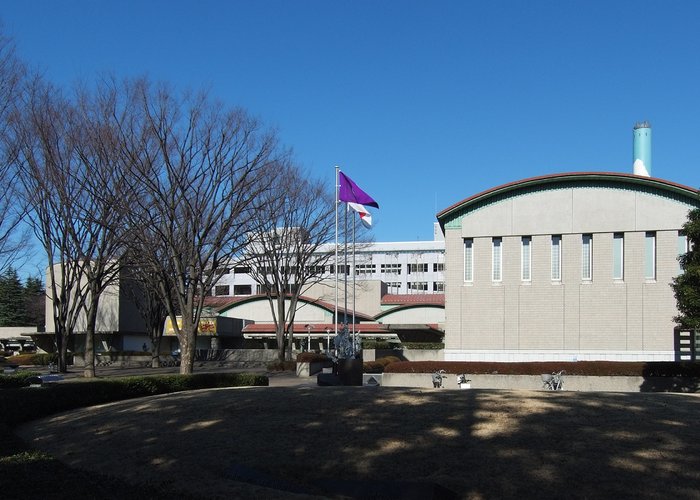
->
381, 373, 700, 393
75, 349, 280, 368
363, 349, 443, 362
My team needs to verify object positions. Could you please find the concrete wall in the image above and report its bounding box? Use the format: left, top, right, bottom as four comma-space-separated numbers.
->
444, 183, 695, 361
45, 265, 147, 335
0, 326, 37, 339
381, 372, 700, 393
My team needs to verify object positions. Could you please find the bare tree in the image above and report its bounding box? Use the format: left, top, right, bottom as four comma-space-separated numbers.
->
68, 82, 134, 377
13, 79, 89, 372
245, 163, 336, 361
12, 78, 129, 375
119, 80, 281, 374
120, 260, 171, 368
0, 29, 30, 273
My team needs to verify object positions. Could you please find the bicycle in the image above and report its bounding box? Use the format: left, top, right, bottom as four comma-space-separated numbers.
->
541, 370, 565, 391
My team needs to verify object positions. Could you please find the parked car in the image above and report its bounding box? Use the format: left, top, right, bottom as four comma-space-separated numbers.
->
22, 341, 37, 353
5, 342, 23, 355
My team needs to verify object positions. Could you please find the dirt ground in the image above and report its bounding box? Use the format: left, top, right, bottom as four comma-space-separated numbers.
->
15, 385, 700, 499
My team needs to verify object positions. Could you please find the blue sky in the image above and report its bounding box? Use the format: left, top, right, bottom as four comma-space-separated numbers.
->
3, 1, 700, 255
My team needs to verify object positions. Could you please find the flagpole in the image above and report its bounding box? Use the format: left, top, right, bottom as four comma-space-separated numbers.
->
344, 201, 348, 334
334, 166, 339, 339
352, 211, 356, 355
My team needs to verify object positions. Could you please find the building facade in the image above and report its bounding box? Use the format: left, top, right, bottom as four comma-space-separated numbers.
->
212, 226, 446, 297
437, 172, 699, 362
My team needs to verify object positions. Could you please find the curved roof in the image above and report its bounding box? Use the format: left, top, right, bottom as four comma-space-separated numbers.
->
436, 172, 699, 229
215, 294, 374, 321
374, 302, 444, 321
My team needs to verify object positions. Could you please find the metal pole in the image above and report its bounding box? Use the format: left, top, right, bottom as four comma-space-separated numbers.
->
352, 213, 356, 355
344, 202, 348, 334
334, 167, 339, 338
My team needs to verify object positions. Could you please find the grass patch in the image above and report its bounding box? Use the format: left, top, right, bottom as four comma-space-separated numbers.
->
0, 372, 268, 499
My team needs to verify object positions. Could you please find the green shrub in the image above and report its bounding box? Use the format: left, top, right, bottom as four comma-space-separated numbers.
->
361, 340, 397, 350
26, 352, 59, 366
0, 370, 42, 388
0, 372, 268, 427
401, 342, 444, 350
267, 360, 296, 371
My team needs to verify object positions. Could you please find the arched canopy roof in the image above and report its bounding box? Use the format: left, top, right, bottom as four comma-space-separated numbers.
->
436, 172, 699, 230
215, 294, 374, 321
374, 303, 444, 321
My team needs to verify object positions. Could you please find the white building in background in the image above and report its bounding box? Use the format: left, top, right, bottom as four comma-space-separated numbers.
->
212, 224, 446, 297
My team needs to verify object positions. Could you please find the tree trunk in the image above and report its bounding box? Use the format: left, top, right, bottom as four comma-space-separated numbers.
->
178, 317, 196, 374
59, 335, 69, 373
83, 294, 99, 378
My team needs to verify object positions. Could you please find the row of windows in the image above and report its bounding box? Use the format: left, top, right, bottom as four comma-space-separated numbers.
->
224, 262, 445, 278
214, 283, 307, 296
464, 232, 688, 283
386, 281, 444, 293
215, 280, 445, 297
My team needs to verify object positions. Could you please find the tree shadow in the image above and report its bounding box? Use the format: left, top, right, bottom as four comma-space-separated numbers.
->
14, 386, 700, 499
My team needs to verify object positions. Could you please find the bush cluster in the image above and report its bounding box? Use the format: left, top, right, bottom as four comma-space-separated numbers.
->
361, 340, 396, 350
401, 342, 444, 350
0, 370, 41, 388
363, 355, 402, 374
4, 352, 70, 366
383, 361, 700, 377
0, 372, 268, 427
296, 352, 330, 363
267, 360, 296, 371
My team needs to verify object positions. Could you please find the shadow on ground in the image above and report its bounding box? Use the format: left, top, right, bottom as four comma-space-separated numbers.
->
14, 387, 700, 499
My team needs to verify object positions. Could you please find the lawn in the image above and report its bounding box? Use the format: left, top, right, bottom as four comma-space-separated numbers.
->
12, 386, 700, 499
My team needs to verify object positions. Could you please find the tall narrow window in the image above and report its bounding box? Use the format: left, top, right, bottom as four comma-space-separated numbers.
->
581, 234, 592, 281
551, 235, 561, 281
613, 233, 624, 280
678, 232, 688, 274
492, 237, 502, 282
521, 236, 531, 281
645, 231, 656, 279
464, 238, 473, 282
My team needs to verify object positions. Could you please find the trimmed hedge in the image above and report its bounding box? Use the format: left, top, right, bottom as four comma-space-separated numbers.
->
5, 352, 69, 366
363, 355, 403, 374
296, 352, 330, 363
0, 370, 42, 389
267, 360, 296, 371
384, 361, 700, 378
0, 372, 268, 427
401, 342, 444, 350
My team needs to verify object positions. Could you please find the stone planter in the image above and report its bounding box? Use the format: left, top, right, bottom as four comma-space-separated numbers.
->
296, 361, 329, 377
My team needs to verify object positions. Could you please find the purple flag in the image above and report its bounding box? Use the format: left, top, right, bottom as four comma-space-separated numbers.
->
338, 171, 379, 208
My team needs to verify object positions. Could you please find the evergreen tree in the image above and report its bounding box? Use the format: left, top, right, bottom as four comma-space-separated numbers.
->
0, 267, 27, 326
673, 208, 700, 330
23, 275, 45, 331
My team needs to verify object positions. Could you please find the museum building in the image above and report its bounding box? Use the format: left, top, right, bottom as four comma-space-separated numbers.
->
437, 151, 699, 362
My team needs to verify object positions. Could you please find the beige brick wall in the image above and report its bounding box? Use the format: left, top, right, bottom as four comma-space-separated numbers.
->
445, 222, 686, 360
